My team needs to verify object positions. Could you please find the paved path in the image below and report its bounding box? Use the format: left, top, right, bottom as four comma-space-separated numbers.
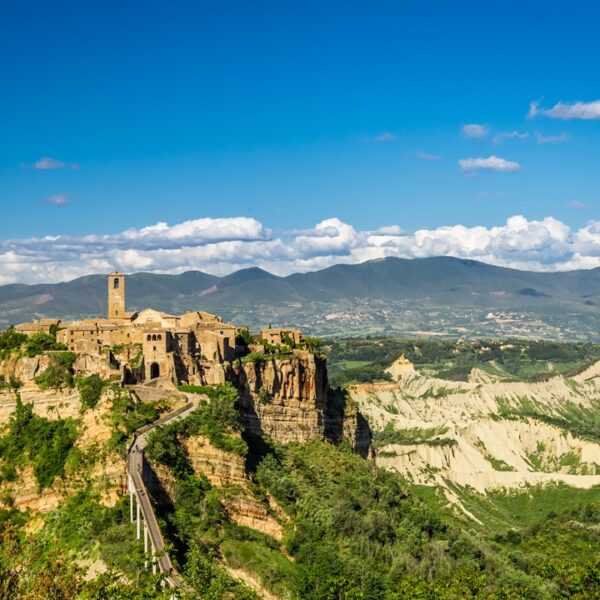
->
126, 396, 200, 591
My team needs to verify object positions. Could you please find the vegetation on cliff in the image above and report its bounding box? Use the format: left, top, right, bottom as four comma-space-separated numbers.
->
0, 396, 78, 490
145, 432, 600, 599
150, 383, 247, 465
35, 351, 77, 389
0, 328, 66, 360
5, 339, 600, 598
106, 388, 162, 451
76, 374, 106, 410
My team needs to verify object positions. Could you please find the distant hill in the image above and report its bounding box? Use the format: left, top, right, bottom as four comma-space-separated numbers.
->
2, 257, 600, 338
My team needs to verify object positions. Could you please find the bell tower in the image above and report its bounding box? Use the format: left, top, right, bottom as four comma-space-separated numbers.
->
108, 272, 126, 318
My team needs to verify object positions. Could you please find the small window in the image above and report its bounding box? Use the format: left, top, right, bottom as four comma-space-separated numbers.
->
157, 334, 162, 341
152, 334, 157, 341
113, 278, 120, 289
147, 334, 151, 341
153, 346, 156, 351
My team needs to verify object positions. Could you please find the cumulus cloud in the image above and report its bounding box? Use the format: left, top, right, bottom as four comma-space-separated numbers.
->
462, 124, 489, 139
2, 215, 600, 285
529, 100, 600, 120
459, 156, 521, 172
373, 132, 396, 142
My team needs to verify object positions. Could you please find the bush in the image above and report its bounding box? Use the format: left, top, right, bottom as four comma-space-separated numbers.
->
0, 328, 28, 358
25, 331, 66, 357
235, 327, 254, 346
76, 374, 106, 410
35, 352, 76, 390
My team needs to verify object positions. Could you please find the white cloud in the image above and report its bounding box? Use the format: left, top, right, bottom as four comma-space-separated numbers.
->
373, 132, 396, 142
536, 132, 570, 144
459, 156, 521, 172
34, 156, 66, 170
45, 194, 70, 206
3, 215, 600, 285
415, 151, 442, 161
493, 131, 529, 144
462, 124, 489, 139
567, 200, 587, 209
529, 100, 600, 120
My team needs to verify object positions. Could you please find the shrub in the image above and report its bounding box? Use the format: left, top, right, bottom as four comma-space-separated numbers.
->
25, 331, 66, 357
235, 327, 254, 346
76, 374, 106, 410
0, 328, 28, 358
35, 352, 76, 390
303, 336, 322, 352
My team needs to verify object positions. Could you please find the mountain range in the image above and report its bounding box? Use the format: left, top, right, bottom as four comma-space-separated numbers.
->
2, 257, 600, 338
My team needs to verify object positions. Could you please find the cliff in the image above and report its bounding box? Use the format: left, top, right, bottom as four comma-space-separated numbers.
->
228, 351, 329, 443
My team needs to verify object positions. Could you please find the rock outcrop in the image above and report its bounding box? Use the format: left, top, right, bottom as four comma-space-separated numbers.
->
221, 490, 284, 541
229, 351, 329, 443
183, 435, 246, 486
0, 354, 50, 384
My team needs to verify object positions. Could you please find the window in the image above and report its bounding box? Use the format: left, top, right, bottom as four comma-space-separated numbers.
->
113, 278, 120, 289
147, 334, 151, 341
152, 334, 157, 341
153, 346, 156, 351
157, 334, 162, 341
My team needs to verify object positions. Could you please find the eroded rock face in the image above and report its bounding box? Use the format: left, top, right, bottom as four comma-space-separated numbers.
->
183, 435, 246, 486
0, 354, 50, 384
221, 491, 284, 540
228, 351, 329, 443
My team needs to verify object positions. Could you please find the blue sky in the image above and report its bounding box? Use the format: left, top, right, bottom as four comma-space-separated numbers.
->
1, 1, 600, 282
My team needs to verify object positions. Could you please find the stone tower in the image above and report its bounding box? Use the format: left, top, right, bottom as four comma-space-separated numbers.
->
108, 272, 126, 318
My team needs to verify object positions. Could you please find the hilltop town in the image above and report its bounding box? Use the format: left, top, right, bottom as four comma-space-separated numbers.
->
3, 272, 348, 449
14, 271, 307, 387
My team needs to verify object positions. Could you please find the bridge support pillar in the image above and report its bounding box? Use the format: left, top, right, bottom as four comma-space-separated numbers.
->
129, 477, 134, 522
152, 547, 157, 575
136, 501, 141, 540
144, 524, 149, 569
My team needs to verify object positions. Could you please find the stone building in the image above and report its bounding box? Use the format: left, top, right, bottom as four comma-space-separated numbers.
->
14, 318, 61, 336
259, 327, 303, 346
55, 273, 238, 383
